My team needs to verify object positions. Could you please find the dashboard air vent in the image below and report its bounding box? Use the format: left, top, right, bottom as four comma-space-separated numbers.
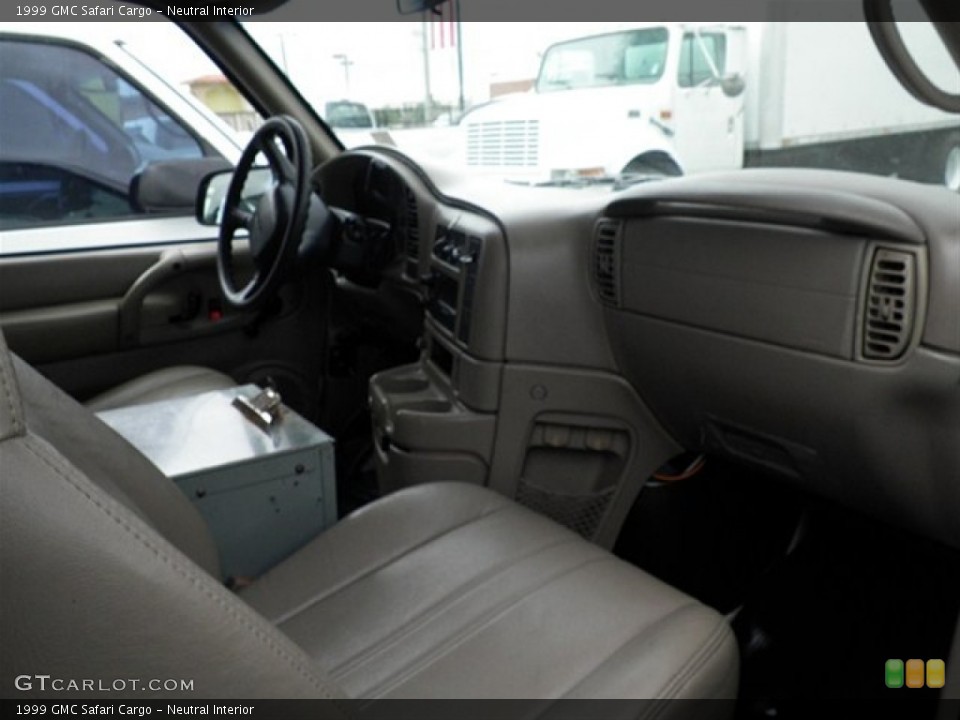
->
404, 188, 420, 276
862, 249, 916, 361
593, 220, 622, 306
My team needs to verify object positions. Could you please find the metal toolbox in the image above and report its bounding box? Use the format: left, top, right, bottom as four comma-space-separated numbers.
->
97, 385, 336, 580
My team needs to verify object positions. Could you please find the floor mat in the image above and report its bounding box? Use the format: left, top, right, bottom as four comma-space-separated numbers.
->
614, 457, 960, 715
614, 456, 803, 613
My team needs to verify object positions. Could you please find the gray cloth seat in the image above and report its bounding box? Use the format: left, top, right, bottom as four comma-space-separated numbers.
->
85, 364, 236, 411
242, 485, 738, 700
0, 330, 738, 708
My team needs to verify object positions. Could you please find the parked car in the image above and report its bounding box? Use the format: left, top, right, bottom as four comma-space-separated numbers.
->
0, 23, 242, 237
323, 99, 376, 129
1, 1, 958, 716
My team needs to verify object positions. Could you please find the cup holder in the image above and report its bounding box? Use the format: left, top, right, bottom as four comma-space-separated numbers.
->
399, 399, 453, 415
378, 376, 430, 394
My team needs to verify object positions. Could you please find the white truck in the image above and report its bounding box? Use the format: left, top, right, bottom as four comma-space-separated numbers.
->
461, 22, 960, 190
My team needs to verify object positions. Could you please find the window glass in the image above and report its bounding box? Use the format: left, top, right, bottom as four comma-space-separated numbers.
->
678, 33, 727, 88
0, 162, 130, 230
537, 28, 669, 93
0, 38, 206, 229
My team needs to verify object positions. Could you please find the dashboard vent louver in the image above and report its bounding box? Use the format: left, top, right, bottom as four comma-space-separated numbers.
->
404, 188, 420, 276
593, 220, 622, 306
862, 249, 916, 361
405, 188, 420, 259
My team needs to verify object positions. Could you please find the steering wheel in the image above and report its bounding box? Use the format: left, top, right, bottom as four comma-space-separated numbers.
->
218, 115, 312, 309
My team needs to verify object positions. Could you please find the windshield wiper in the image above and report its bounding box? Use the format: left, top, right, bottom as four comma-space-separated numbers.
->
509, 172, 668, 191
501, 177, 607, 189
613, 172, 674, 190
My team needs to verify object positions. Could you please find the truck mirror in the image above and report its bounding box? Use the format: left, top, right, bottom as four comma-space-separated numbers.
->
721, 73, 746, 98
132, 158, 231, 215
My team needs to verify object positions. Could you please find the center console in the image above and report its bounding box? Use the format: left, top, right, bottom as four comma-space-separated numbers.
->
427, 225, 481, 346
369, 176, 675, 549
370, 207, 507, 494
419, 211, 509, 411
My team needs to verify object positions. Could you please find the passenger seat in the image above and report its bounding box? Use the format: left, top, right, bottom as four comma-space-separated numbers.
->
0, 330, 738, 709
84, 365, 236, 411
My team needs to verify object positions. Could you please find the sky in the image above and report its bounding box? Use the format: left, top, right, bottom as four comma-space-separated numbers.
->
244, 22, 641, 107
54, 21, 641, 107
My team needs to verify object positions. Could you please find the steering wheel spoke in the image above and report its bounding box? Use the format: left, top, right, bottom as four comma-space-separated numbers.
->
258, 134, 298, 182
228, 207, 254, 230
217, 116, 313, 310
241, 269, 262, 300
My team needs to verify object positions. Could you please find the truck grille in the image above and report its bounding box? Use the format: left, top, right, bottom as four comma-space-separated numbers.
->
466, 120, 540, 167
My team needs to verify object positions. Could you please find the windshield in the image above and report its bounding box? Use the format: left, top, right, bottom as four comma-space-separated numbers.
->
537, 28, 670, 92
24, 12, 951, 194
239, 14, 958, 191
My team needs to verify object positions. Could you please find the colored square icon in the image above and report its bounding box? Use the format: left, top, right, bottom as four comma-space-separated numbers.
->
906, 659, 925, 688
926, 659, 946, 689
885, 659, 904, 688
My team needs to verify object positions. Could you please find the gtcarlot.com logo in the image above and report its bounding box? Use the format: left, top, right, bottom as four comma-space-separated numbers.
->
14, 675, 195, 692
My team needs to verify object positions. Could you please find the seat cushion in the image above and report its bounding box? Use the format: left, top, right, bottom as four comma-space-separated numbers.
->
242, 483, 739, 700
85, 365, 236, 411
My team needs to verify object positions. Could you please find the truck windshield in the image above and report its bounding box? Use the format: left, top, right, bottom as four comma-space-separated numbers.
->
537, 28, 669, 93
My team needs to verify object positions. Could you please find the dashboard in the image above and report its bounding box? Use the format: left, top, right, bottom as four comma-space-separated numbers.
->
315, 147, 960, 551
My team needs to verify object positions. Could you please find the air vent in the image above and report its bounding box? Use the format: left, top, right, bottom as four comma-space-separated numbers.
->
593, 220, 622, 306
862, 249, 916, 361
404, 188, 420, 276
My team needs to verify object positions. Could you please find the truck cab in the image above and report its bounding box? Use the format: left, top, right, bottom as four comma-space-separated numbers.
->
461, 23, 747, 184
461, 21, 958, 188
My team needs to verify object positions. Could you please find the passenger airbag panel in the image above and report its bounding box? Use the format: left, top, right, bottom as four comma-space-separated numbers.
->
620, 217, 866, 359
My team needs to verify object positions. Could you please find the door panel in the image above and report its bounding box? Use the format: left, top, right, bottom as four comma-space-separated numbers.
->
0, 29, 326, 418
115, 247, 256, 351
0, 236, 329, 419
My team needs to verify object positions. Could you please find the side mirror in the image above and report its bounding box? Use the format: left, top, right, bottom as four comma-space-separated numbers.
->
195, 167, 274, 226
131, 158, 231, 214
721, 73, 746, 98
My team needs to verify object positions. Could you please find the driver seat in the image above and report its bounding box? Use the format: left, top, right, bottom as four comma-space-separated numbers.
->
0, 329, 738, 708
84, 364, 236, 411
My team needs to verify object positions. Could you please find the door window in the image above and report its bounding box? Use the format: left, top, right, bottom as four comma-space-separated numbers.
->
0, 38, 207, 230
678, 32, 727, 88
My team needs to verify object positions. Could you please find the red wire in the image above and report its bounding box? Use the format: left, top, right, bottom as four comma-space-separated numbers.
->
653, 455, 706, 483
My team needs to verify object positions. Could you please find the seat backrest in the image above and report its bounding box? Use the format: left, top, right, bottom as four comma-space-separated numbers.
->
9, 350, 220, 576
0, 331, 347, 704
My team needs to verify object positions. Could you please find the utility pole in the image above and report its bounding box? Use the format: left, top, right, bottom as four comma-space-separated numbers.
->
277, 33, 289, 74
421, 17, 433, 124
332, 53, 354, 96
455, 0, 465, 113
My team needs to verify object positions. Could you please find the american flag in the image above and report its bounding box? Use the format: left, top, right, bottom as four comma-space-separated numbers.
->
427, 1, 458, 49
